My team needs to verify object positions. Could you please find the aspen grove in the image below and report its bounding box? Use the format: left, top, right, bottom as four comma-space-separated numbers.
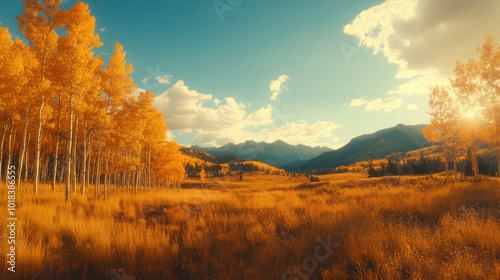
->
0, 0, 185, 201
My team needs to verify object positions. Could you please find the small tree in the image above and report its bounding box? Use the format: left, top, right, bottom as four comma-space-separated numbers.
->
367, 162, 377, 178
422, 86, 459, 178
385, 158, 398, 176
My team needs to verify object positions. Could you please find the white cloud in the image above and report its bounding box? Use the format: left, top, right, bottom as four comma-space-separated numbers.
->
154, 80, 272, 133
154, 80, 341, 148
256, 121, 341, 148
155, 74, 172, 85
270, 74, 290, 101
344, 0, 500, 95
99, 27, 107, 32
406, 104, 419, 110
142, 76, 152, 83
388, 75, 447, 96
154, 80, 217, 131
247, 105, 273, 127
349, 98, 368, 107
350, 97, 402, 112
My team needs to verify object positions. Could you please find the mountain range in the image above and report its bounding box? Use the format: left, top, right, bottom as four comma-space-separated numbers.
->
191, 140, 332, 168
190, 124, 429, 171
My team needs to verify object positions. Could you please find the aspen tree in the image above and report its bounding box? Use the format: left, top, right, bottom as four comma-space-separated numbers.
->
17, 0, 64, 194
57, 2, 102, 201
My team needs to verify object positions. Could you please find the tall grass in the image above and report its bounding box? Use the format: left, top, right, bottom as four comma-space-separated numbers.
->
1, 174, 499, 279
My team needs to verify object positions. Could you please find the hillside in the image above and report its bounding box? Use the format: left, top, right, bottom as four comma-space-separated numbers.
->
191, 140, 332, 168
290, 124, 430, 171
180, 147, 284, 176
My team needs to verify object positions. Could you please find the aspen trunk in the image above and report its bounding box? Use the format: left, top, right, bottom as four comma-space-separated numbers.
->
17, 88, 30, 189
58, 154, 65, 183
470, 127, 479, 177
81, 121, 88, 197
65, 96, 74, 203
86, 148, 92, 186
95, 140, 102, 200
104, 148, 109, 200
24, 134, 30, 182
72, 117, 79, 194
52, 95, 62, 191
34, 99, 44, 196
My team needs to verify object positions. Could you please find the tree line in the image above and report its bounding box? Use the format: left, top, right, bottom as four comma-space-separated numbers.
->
366, 152, 498, 178
0, 0, 184, 201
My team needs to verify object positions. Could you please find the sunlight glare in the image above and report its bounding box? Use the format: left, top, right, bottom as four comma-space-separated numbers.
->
464, 105, 483, 119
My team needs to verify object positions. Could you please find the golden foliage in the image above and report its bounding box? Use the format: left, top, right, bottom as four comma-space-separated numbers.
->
426, 35, 500, 177
1, 1, 184, 199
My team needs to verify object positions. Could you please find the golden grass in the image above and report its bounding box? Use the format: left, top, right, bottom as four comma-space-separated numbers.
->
1, 173, 499, 279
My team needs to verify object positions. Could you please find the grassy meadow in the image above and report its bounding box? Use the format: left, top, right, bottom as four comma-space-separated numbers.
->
1, 173, 500, 279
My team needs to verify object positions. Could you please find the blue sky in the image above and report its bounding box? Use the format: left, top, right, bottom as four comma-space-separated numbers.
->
1, 0, 499, 148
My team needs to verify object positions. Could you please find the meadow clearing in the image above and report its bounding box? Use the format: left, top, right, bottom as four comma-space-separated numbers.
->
1, 173, 499, 280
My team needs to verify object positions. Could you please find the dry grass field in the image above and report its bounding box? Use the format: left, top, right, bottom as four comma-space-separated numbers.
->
1, 173, 499, 279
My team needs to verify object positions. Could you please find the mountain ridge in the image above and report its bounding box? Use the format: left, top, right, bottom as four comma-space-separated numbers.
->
189, 124, 429, 171
290, 123, 429, 171
190, 141, 332, 168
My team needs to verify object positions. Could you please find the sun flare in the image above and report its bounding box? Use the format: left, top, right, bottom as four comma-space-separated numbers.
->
464, 104, 484, 119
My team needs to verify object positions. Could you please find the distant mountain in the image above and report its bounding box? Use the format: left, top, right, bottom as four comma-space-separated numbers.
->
180, 147, 240, 164
191, 140, 332, 168
290, 124, 430, 171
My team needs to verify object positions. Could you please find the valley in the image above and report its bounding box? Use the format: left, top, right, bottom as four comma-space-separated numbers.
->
2, 173, 499, 279
1, 1, 500, 279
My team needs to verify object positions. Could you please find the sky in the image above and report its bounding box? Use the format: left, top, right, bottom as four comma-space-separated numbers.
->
1, 0, 499, 149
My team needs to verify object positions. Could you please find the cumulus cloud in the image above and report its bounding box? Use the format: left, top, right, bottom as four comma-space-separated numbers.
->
349, 97, 402, 112
270, 74, 290, 101
154, 80, 274, 133
344, 0, 500, 95
247, 105, 273, 127
99, 27, 106, 32
154, 80, 341, 148
154, 80, 218, 131
155, 74, 172, 85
